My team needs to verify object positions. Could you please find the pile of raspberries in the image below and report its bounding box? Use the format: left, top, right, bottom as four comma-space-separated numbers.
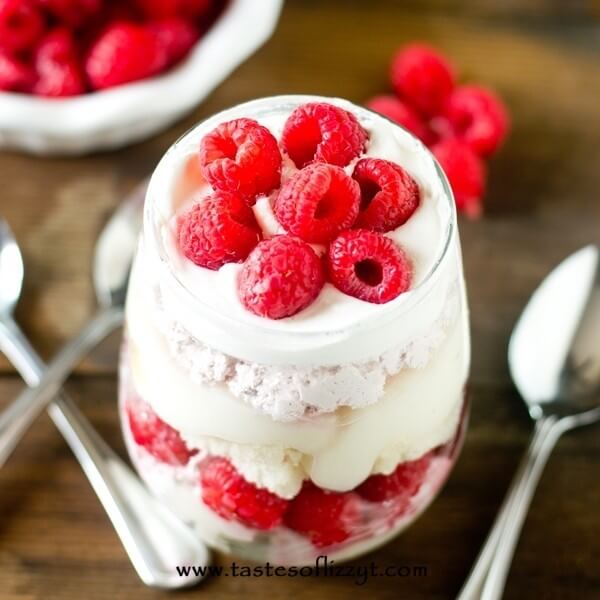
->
178, 102, 420, 320
0, 0, 224, 96
366, 43, 510, 218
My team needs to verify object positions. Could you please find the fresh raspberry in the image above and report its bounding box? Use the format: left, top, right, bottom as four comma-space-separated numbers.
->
0, 49, 35, 91
327, 230, 412, 304
274, 163, 360, 244
366, 95, 431, 144
284, 482, 358, 547
281, 102, 368, 169
238, 236, 325, 320
199, 118, 282, 205
38, 0, 102, 28
149, 18, 199, 67
432, 138, 487, 219
200, 456, 288, 530
352, 158, 420, 232
32, 28, 86, 97
85, 21, 165, 90
134, 0, 181, 19
0, 0, 45, 54
390, 43, 455, 117
135, 0, 213, 20
356, 452, 432, 503
126, 393, 196, 466
177, 191, 261, 270
444, 85, 510, 157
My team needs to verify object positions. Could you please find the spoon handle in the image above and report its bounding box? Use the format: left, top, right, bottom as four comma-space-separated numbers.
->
458, 416, 563, 600
0, 314, 208, 588
0, 306, 122, 467
479, 416, 564, 600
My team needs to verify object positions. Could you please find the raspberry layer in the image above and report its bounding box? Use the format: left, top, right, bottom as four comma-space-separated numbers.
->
120, 383, 466, 565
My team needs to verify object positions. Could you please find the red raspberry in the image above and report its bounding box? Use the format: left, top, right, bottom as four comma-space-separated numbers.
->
199, 118, 282, 205
200, 456, 288, 530
444, 85, 510, 157
432, 138, 487, 219
284, 482, 359, 547
134, 0, 180, 19
177, 191, 261, 270
327, 230, 412, 304
38, 0, 102, 28
390, 43, 455, 117
0, 49, 35, 91
366, 95, 431, 144
356, 452, 432, 503
135, 0, 213, 20
238, 236, 325, 320
0, 0, 45, 54
149, 18, 199, 67
126, 393, 196, 466
352, 158, 420, 232
85, 22, 165, 90
274, 163, 360, 244
32, 28, 86, 97
281, 102, 368, 169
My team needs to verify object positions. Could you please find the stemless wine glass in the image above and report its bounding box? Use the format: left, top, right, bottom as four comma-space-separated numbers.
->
119, 95, 470, 565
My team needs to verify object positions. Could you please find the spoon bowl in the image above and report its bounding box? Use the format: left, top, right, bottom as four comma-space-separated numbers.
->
0, 220, 24, 315
509, 245, 600, 420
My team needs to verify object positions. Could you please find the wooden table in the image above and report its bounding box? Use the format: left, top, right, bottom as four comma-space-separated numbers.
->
1, 1, 599, 598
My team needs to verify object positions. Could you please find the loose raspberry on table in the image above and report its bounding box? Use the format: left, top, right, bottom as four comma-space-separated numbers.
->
390, 43, 455, 117
284, 482, 359, 547
38, 0, 102, 28
327, 229, 412, 304
0, 50, 35, 92
352, 158, 420, 232
432, 138, 487, 219
238, 236, 325, 320
33, 28, 86, 97
200, 456, 289, 530
444, 85, 510, 157
356, 452, 432, 503
366, 94, 431, 144
178, 190, 261, 270
199, 118, 282, 204
85, 21, 165, 90
126, 393, 196, 466
0, 0, 45, 54
274, 163, 360, 244
281, 102, 368, 169
149, 18, 199, 67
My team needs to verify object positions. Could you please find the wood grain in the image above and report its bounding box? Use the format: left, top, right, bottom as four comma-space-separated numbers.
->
0, 0, 599, 598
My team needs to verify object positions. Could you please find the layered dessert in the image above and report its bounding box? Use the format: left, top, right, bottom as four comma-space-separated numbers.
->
119, 95, 470, 564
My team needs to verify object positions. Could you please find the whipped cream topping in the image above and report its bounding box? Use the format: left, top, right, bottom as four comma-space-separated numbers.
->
144, 95, 454, 366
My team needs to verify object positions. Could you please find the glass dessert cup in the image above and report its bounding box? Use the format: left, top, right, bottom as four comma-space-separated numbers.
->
118, 95, 471, 565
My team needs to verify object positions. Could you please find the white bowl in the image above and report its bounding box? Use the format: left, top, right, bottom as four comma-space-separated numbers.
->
0, 0, 284, 155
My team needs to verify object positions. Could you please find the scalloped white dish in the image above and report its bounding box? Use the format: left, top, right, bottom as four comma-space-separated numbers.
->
0, 0, 284, 155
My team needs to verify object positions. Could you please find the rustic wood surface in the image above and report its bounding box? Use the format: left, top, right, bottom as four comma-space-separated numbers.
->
1, 1, 599, 598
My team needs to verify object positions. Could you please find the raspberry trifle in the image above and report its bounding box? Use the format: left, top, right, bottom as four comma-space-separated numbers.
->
119, 95, 470, 564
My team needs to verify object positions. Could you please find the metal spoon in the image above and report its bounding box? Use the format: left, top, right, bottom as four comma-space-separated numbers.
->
0, 194, 209, 587
459, 245, 600, 599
